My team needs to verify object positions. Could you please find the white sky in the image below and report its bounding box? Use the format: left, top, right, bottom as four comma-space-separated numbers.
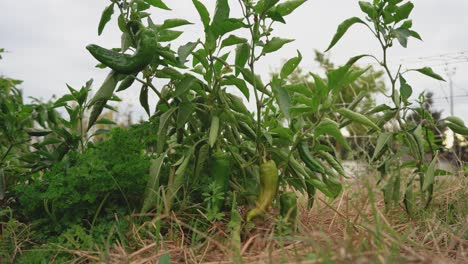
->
1, 0, 467, 122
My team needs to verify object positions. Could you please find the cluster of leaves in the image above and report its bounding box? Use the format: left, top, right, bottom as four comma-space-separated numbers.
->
14, 126, 151, 238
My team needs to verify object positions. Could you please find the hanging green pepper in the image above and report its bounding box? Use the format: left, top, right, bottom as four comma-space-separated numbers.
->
298, 140, 325, 174
210, 152, 231, 212
280, 192, 297, 223
247, 159, 279, 221
86, 28, 158, 74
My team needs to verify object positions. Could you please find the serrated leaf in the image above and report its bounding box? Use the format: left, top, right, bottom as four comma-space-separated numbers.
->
280, 50, 302, 79
325, 17, 365, 51
262, 37, 294, 54
98, 3, 114, 36
412, 67, 446, 81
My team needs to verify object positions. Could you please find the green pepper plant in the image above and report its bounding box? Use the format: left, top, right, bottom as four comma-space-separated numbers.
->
325, 0, 468, 215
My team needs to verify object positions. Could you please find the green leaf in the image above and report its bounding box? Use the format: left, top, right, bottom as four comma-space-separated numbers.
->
95, 118, 117, 125
393, 27, 411, 48
310, 73, 329, 100
372, 132, 392, 161
213, 18, 248, 37
160, 19, 192, 29
404, 176, 415, 216
325, 17, 365, 52
394, 2, 414, 22
177, 101, 195, 129
213, 0, 230, 26
178, 42, 198, 64
158, 30, 183, 42
139, 85, 150, 116
359, 1, 377, 18
235, 43, 250, 76
290, 105, 315, 116
280, 50, 302, 79
422, 153, 438, 192
410, 30, 422, 40
98, 3, 114, 36
174, 75, 196, 97
262, 37, 294, 55
144, 0, 171, 10
271, 75, 291, 120
158, 252, 171, 264
315, 118, 350, 150
269, 0, 306, 16
240, 68, 269, 95
284, 82, 313, 97
221, 75, 250, 100
260, 0, 281, 13
221, 35, 247, 49
399, 74, 412, 104
157, 108, 177, 153
412, 67, 446, 81
142, 155, 166, 213
192, 0, 211, 29
337, 108, 380, 130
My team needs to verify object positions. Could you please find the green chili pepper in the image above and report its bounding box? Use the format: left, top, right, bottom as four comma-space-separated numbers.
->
298, 141, 325, 174
247, 160, 279, 221
87, 28, 158, 74
210, 152, 231, 212
280, 192, 297, 223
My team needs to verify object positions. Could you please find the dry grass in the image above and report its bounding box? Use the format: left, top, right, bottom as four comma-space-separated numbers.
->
61, 172, 466, 264
4, 172, 467, 263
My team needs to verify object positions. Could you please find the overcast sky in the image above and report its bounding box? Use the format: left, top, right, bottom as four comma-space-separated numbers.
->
1, 0, 467, 122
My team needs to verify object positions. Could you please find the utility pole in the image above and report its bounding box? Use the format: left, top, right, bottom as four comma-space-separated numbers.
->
444, 66, 458, 155
445, 66, 457, 116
